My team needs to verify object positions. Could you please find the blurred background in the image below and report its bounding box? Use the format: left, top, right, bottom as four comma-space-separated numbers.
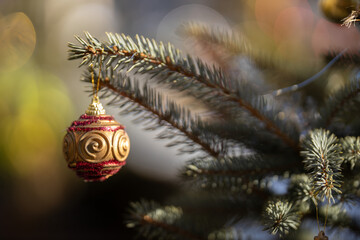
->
0, 0, 360, 239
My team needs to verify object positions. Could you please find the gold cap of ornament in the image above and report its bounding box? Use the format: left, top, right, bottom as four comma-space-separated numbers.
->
86, 96, 105, 115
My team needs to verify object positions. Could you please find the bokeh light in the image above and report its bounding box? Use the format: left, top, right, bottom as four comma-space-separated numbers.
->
0, 12, 36, 72
0, 64, 74, 216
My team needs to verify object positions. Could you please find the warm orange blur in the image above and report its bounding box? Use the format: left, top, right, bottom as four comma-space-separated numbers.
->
0, 12, 36, 72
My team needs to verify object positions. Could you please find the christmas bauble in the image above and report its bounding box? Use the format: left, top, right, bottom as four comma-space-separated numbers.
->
63, 97, 130, 182
319, 0, 356, 23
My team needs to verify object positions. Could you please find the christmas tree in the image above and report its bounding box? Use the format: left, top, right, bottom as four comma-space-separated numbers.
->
67, 13, 360, 240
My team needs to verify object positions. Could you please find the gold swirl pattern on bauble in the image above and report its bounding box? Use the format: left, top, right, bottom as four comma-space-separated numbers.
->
112, 130, 130, 161
78, 131, 111, 163
63, 131, 76, 164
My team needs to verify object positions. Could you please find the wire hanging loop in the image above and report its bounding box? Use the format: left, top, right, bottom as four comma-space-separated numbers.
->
89, 56, 103, 98
86, 59, 106, 116
90, 63, 96, 97
96, 58, 102, 97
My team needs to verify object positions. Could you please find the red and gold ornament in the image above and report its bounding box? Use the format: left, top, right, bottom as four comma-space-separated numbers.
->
63, 95, 130, 182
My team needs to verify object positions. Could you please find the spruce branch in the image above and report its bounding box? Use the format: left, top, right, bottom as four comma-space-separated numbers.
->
88, 71, 224, 158
340, 171, 360, 202
341, 136, 360, 169
201, 117, 301, 154
263, 200, 301, 238
289, 174, 317, 209
127, 200, 204, 240
182, 155, 300, 198
207, 226, 241, 240
179, 22, 247, 58
183, 156, 270, 195
225, 95, 298, 151
321, 76, 360, 127
178, 22, 247, 72
301, 129, 342, 203
179, 22, 317, 78
184, 156, 281, 178
68, 32, 298, 150
63, 20, 360, 240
